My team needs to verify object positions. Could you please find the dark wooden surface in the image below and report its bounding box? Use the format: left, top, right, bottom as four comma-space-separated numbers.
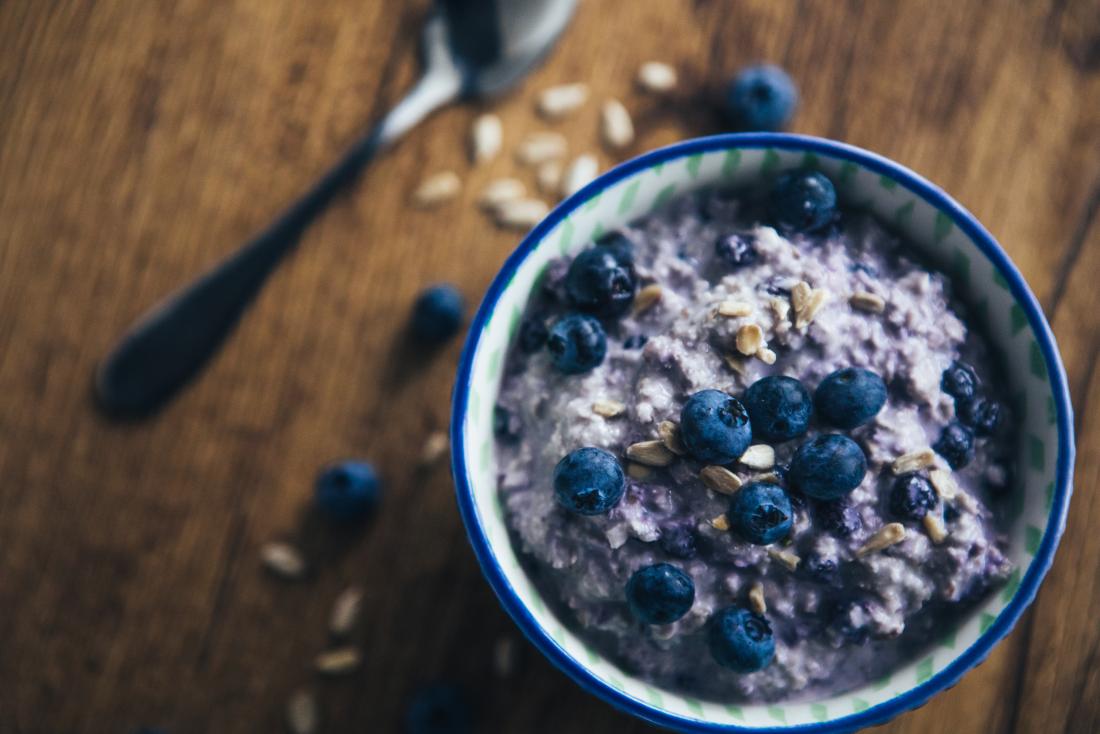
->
1, 1, 1098, 732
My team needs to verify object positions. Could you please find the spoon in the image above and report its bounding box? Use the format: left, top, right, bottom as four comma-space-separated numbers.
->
96, 0, 577, 418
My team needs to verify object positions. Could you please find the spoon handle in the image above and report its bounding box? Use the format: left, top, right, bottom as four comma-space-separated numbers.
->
96, 70, 461, 418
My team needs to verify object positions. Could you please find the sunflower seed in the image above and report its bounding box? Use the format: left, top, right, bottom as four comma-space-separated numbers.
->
329, 586, 364, 637
495, 198, 550, 230
769, 296, 791, 322
856, 522, 906, 557
929, 468, 959, 500
315, 646, 362, 676
748, 581, 767, 615
626, 440, 676, 467
739, 444, 775, 470
768, 548, 801, 571
561, 154, 599, 197
478, 178, 526, 210
709, 513, 730, 531
923, 513, 948, 544
600, 98, 634, 150
592, 399, 626, 418
516, 131, 568, 165
536, 160, 563, 196
627, 462, 654, 480
633, 283, 663, 314
892, 448, 937, 475
658, 421, 686, 455
850, 291, 886, 313
717, 300, 753, 318
261, 542, 306, 580
700, 465, 743, 495
412, 171, 461, 207
537, 83, 589, 118
470, 113, 502, 164
493, 637, 518, 677
735, 323, 765, 356
637, 61, 677, 93
753, 472, 782, 484
756, 347, 777, 365
286, 689, 318, 734
791, 282, 828, 328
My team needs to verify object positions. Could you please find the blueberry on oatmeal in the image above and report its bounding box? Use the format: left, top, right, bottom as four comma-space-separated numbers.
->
889, 473, 938, 521
743, 375, 812, 442
626, 564, 696, 625
813, 498, 862, 538
564, 244, 637, 317
728, 482, 793, 545
708, 606, 776, 673
553, 447, 625, 515
547, 314, 607, 374
769, 170, 837, 234
934, 422, 975, 469
941, 361, 979, 403
715, 233, 758, 270
517, 316, 548, 354
680, 389, 753, 464
958, 397, 1002, 436
789, 434, 867, 500
813, 367, 887, 429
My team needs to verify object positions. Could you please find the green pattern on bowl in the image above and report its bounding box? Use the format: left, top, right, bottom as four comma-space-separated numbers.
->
456, 143, 1068, 729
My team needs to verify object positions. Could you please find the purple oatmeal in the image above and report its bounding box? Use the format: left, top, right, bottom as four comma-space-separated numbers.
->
493, 179, 1015, 702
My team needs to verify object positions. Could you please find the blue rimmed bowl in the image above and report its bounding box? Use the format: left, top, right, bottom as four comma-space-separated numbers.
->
450, 134, 1074, 732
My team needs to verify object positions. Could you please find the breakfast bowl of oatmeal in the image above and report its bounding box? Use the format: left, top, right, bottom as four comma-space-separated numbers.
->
450, 134, 1073, 732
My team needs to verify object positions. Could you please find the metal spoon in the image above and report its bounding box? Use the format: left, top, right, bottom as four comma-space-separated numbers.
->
96, 0, 577, 418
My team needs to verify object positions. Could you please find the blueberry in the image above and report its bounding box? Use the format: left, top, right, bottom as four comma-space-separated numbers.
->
625, 563, 696, 625
659, 524, 698, 559
812, 498, 862, 537
769, 171, 837, 234
553, 447, 625, 515
822, 598, 872, 644
679, 389, 753, 464
789, 434, 867, 500
623, 334, 648, 350
596, 230, 636, 263
564, 245, 637, 317
405, 684, 471, 734
743, 375, 812, 442
493, 405, 521, 443
958, 397, 1001, 436
547, 314, 607, 374
410, 284, 464, 344
708, 606, 775, 673
944, 503, 961, 522
889, 473, 937, 521
517, 317, 548, 353
941, 361, 979, 402
802, 552, 840, 584
315, 461, 380, 523
934, 422, 974, 469
724, 64, 798, 132
814, 368, 887, 429
714, 233, 758, 270
728, 482, 792, 545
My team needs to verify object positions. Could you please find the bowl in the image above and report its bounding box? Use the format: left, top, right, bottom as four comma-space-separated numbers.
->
450, 134, 1074, 732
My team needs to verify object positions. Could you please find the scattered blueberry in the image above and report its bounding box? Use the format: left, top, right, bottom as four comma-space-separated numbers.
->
728, 482, 793, 545
552, 447, 625, 515
659, 524, 698, 559
410, 284, 464, 344
814, 367, 887, 429
789, 434, 867, 500
623, 334, 648, 350
768, 170, 837, 234
724, 64, 798, 132
564, 244, 637, 317
941, 361, 979, 403
889, 473, 938, 521
405, 684, 472, 734
822, 597, 872, 644
708, 606, 775, 673
596, 230, 636, 263
934, 422, 974, 469
315, 461, 380, 523
743, 375, 812, 442
812, 498, 862, 537
625, 563, 696, 625
517, 317, 548, 353
547, 314, 607, 374
802, 552, 840, 584
679, 389, 753, 464
493, 405, 521, 443
714, 233, 758, 270
958, 397, 1001, 436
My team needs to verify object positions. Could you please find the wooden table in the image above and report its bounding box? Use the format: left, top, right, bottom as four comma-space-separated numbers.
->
1, 1, 1097, 732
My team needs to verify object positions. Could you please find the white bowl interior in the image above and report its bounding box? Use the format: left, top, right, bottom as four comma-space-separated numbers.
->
458, 144, 1064, 727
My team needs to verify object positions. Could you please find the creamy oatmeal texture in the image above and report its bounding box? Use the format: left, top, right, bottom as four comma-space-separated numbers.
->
494, 189, 1014, 702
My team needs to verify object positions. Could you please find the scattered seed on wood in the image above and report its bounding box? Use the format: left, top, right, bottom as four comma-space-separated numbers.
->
718, 300, 753, 318
857, 522, 907, 557
495, 198, 550, 230
315, 646, 363, 676
658, 421, 686, 455
419, 432, 449, 467
561, 153, 599, 197
923, 513, 948, 544
637, 61, 677, 93
929, 468, 959, 500
626, 440, 676, 467
700, 465, 743, 495
516, 131, 568, 165
756, 347, 777, 365
736, 323, 765, 355
600, 98, 634, 149
493, 637, 518, 677
627, 462, 654, 480
412, 171, 461, 207
329, 586, 364, 638
633, 284, 663, 314
739, 444, 776, 470
478, 178, 526, 210
592, 399, 626, 418
261, 542, 306, 580
537, 82, 589, 118
709, 513, 730, 531
892, 448, 937, 474
768, 548, 800, 571
536, 160, 562, 195
470, 113, 502, 164
286, 689, 318, 734
748, 581, 767, 614
791, 282, 828, 328
850, 291, 886, 313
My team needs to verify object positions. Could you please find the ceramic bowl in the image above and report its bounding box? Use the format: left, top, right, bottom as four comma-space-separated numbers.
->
450, 133, 1074, 732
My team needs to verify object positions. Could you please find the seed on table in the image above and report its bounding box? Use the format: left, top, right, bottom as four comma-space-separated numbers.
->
856, 522, 906, 557
537, 82, 589, 118
658, 420, 686, 455
286, 689, 318, 734
626, 440, 676, 467
315, 646, 363, 676
419, 432, 450, 467
600, 98, 634, 150
261, 542, 306, 580
470, 112, 502, 164
637, 61, 677, 93
329, 586, 364, 638
748, 581, 767, 614
892, 448, 937, 474
561, 153, 599, 197
700, 465, 742, 495
495, 198, 550, 230
735, 323, 765, 355
536, 160, 562, 196
516, 131, 568, 165
478, 178, 526, 210
412, 171, 461, 207
739, 444, 775, 470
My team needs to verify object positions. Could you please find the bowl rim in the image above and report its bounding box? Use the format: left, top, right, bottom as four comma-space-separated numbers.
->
450, 133, 1075, 733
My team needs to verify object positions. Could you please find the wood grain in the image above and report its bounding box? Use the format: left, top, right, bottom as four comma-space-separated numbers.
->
1, 1, 1097, 732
